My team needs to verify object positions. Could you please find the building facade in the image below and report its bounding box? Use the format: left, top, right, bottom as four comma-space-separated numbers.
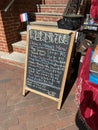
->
0, 0, 91, 53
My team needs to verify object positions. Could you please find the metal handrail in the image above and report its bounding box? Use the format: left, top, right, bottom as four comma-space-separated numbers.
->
4, 0, 15, 12
63, 0, 83, 16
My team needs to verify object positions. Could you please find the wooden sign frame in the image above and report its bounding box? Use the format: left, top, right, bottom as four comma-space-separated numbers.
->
23, 25, 76, 110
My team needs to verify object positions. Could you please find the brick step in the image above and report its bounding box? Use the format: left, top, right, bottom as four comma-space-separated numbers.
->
0, 51, 25, 68
37, 4, 66, 13
43, 0, 68, 4
30, 21, 58, 27
20, 21, 58, 41
12, 40, 26, 53
0, 21, 58, 68
0, 21, 63, 68
18, 21, 59, 53
35, 12, 63, 22
20, 31, 27, 41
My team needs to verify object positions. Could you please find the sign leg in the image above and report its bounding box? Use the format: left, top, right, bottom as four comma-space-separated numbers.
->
22, 87, 26, 96
57, 100, 62, 110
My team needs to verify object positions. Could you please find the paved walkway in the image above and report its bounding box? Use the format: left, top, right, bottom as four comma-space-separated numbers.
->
0, 62, 81, 130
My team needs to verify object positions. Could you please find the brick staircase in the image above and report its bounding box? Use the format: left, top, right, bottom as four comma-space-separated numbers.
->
0, 1, 68, 68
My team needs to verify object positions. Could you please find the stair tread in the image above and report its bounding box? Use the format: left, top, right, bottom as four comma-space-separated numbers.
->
12, 40, 26, 48
35, 12, 62, 16
20, 21, 59, 35
37, 4, 67, 7
0, 52, 25, 64
20, 31, 27, 35
30, 21, 58, 27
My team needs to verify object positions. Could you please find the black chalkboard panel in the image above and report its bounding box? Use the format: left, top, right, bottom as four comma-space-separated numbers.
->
23, 25, 76, 110
26, 29, 71, 98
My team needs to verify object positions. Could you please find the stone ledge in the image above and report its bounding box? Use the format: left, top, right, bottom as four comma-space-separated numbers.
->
12, 40, 26, 49
0, 52, 25, 68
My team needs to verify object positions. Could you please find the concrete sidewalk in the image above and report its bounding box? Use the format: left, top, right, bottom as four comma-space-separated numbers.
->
0, 62, 80, 130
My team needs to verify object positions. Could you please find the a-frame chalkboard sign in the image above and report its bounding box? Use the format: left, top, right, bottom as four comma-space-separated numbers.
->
23, 25, 76, 110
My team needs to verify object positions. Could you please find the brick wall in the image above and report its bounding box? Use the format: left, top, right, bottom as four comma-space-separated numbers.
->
0, 0, 41, 52
0, 11, 7, 52
0, 0, 10, 10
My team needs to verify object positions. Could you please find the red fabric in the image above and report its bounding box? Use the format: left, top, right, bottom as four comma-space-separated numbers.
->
90, 0, 98, 23
77, 48, 98, 130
